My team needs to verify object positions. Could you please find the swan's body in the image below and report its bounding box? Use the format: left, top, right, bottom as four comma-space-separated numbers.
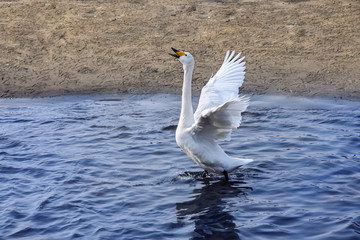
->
170, 48, 253, 180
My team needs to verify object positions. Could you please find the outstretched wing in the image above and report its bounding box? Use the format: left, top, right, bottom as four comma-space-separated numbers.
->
190, 96, 249, 142
194, 51, 246, 121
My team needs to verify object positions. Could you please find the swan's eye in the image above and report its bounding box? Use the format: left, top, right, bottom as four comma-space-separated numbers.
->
185, 54, 187, 56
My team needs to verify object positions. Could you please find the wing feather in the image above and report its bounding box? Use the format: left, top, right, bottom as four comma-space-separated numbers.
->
190, 96, 249, 142
194, 51, 247, 120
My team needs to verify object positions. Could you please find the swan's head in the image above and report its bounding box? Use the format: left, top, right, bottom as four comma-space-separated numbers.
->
169, 47, 194, 67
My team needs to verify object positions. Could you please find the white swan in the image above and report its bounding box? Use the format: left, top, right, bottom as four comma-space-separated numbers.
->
170, 48, 253, 181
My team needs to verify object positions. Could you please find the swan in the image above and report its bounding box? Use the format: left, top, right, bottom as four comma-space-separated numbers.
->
170, 47, 253, 181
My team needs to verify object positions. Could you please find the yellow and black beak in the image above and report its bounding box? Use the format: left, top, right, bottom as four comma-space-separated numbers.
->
169, 47, 186, 58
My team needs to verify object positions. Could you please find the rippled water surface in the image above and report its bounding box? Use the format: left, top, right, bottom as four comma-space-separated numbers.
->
1, 94, 360, 239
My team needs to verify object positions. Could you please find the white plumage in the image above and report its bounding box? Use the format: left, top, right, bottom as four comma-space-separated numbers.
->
170, 48, 252, 181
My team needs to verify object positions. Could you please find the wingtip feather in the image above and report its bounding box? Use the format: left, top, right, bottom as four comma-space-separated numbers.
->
223, 51, 230, 64
228, 51, 235, 62
230, 52, 242, 63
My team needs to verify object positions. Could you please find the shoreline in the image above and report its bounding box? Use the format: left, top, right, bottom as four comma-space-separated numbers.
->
3, 89, 360, 102
1, 0, 359, 99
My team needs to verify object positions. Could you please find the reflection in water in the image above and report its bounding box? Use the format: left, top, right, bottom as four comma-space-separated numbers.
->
176, 177, 251, 239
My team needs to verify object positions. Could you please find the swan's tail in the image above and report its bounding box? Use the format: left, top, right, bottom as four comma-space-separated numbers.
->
227, 157, 253, 172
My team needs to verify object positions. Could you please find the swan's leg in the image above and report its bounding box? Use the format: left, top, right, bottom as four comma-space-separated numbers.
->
223, 170, 229, 182
202, 170, 208, 178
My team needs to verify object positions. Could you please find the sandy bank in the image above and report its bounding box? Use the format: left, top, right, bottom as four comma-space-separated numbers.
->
0, 0, 359, 98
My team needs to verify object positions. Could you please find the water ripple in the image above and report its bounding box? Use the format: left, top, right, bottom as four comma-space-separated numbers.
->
0, 94, 359, 239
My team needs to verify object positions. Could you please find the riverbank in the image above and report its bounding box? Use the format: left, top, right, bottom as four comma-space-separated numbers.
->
0, 0, 359, 98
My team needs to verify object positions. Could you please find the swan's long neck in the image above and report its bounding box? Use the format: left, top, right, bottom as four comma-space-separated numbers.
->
179, 64, 195, 128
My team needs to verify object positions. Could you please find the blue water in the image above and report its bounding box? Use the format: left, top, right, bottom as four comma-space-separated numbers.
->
0, 94, 359, 240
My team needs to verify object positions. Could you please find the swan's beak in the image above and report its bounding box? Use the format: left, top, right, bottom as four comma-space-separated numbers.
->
169, 47, 185, 58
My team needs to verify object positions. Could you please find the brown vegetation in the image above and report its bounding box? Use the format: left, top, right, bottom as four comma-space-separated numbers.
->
0, 0, 359, 98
